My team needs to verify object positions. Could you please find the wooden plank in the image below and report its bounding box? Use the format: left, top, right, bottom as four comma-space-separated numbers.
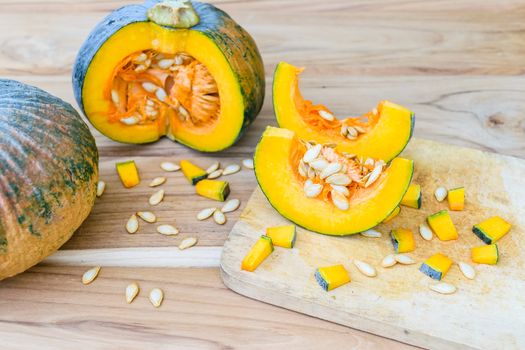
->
221, 138, 525, 349
0, 266, 416, 349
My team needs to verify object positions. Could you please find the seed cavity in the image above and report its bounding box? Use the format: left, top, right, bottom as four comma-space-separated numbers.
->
126, 214, 139, 234
137, 211, 157, 223
179, 237, 198, 250
149, 177, 166, 187
394, 254, 416, 265
197, 207, 216, 220
207, 169, 223, 179
435, 187, 448, 202
160, 162, 180, 172
206, 161, 220, 174
419, 223, 433, 241
222, 164, 240, 176
429, 282, 456, 295
96, 181, 106, 197
354, 260, 377, 277
149, 189, 165, 206
149, 288, 164, 307
157, 224, 179, 236
242, 158, 254, 169
360, 229, 381, 238
213, 210, 226, 225
381, 254, 397, 268
126, 282, 140, 304
221, 199, 240, 213
82, 266, 101, 285
458, 262, 476, 280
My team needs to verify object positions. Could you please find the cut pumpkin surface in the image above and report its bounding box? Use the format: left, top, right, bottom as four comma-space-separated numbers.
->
272, 62, 414, 161
254, 126, 414, 235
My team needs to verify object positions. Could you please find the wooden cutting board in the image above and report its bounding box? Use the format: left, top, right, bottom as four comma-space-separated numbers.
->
220, 138, 525, 350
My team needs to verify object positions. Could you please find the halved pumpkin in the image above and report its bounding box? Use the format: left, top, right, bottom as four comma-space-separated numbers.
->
272, 62, 414, 161
254, 126, 414, 235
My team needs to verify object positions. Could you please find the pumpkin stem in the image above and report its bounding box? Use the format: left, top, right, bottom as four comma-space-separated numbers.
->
147, 0, 200, 28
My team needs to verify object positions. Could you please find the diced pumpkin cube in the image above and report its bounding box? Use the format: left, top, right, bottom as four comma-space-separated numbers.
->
390, 228, 415, 253
315, 265, 351, 291
427, 210, 458, 241
383, 206, 401, 223
448, 187, 465, 211
419, 253, 453, 280
471, 244, 499, 265
241, 235, 274, 272
116, 160, 140, 188
180, 160, 207, 185
195, 179, 230, 201
266, 225, 296, 248
401, 184, 421, 209
472, 216, 511, 244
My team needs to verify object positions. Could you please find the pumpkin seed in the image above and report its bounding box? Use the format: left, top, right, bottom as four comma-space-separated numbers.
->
342, 152, 357, 159
364, 163, 382, 188
340, 125, 348, 136
242, 158, 254, 169
134, 53, 147, 63
134, 64, 147, 73
309, 158, 329, 171
174, 54, 184, 65
126, 214, 139, 234
429, 282, 456, 295
179, 237, 198, 250
155, 88, 167, 102
126, 282, 140, 304
82, 266, 101, 285
330, 184, 349, 196
149, 177, 166, 187
298, 160, 308, 177
120, 115, 140, 125
304, 182, 323, 198
160, 161, 180, 172
331, 190, 349, 210
435, 187, 448, 202
303, 144, 322, 163
364, 157, 375, 167
178, 105, 190, 119
419, 223, 433, 241
221, 199, 240, 213
207, 169, 223, 179
142, 82, 158, 92
394, 254, 416, 265
206, 161, 220, 174
213, 210, 227, 225
137, 211, 156, 223
347, 126, 358, 138
346, 133, 357, 140
197, 207, 216, 220
458, 262, 476, 280
326, 173, 351, 186
307, 167, 316, 179
354, 260, 377, 277
111, 89, 119, 104
149, 189, 165, 206
360, 229, 382, 238
96, 181, 106, 197
319, 110, 335, 121
149, 288, 164, 307
381, 254, 397, 268
354, 125, 367, 134
222, 164, 240, 176
157, 224, 179, 236
158, 58, 174, 69
320, 162, 342, 179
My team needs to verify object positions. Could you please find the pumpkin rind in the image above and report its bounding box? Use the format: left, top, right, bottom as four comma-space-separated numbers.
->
0, 79, 98, 280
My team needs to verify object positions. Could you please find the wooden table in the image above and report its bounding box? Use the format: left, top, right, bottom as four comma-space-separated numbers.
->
1, 0, 523, 348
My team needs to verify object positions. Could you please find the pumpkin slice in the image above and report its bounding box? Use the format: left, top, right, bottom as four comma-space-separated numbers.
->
401, 184, 421, 209
427, 210, 458, 241
315, 265, 351, 291
116, 160, 140, 188
448, 187, 465, 211
390, 229, 415, 253
419, 253, 453, 280
254, 126, 414, 235
266, 225, 297, 248
195, 179, 230, 202
272, 62, 414, 161
73, 1, 264, 152
471, 244, 499, 265
383, 206, 401, 223
472, 216, 511, 244
180, 160, 207, 185
241, 235, 274, 272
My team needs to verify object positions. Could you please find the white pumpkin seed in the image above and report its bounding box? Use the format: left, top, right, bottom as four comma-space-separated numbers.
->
304, 182, 323, 198
213, 210, 227, 225
222, 164, 241, 176
134, 53, 147, 63
179, 237, 198, 250
419, 223, 433, 241
298, 161, 308, 177
142, 82, 158, 93
303, 144, 322, 163
160, 161, 180, 172
381, 254, 397, 268
330, 184, 350, 196
197, 207, 216, 220
307, 167, 316, 179
435, 187, 448, 202
319, 110, 335, 121
309, 158, 329, 171
354, 260, 377, 277
365, 163, 383, 188
354, 125, 367, 134
346, 133, 357, 140
206, 161, 220, 174
242, 158, 254, 169
111, 89, 119, 104
347, 126, 358, 138
326, 173, 351, 186
394, 254, 416, 265
126, 214, 139, 234
126, 282, 140, 304
149, 177, 166, 187
149, 288, 164, 307
155, 88, 167, 101
429, 282, 456, 295
320, 162, 342, 179
82, 266, 101, 285
458, 262, 476, 280
96, 181, 106, 197
340, 124, 348, 136
157, 224, 179, 236
364, 157, 375, 167
157, 58, 174, 69
120, 115, 140, 125
178, 105, 190, 119
221, 199, 240, 213
360, 229, 382, 238
137, 211, 156, 223
331, 190, 349, 210
207, 169, 223, 179
149, 189, 165, 206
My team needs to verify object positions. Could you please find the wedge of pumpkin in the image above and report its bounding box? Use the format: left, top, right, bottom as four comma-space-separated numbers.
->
254, 126, 414, 235
273, 62, 414, 161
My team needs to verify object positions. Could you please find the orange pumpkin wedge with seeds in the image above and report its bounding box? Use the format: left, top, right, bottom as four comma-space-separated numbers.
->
272, 62, 414, 161
254, 126, 414, 235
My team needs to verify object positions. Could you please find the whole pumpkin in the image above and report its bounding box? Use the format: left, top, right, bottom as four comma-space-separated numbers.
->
0, 79, 98, 281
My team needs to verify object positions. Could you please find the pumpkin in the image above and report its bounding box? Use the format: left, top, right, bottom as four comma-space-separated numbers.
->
73, 0, 265, 152
427, 210, 458, 241
180, 159, 207, 185
419, 253, 453, 280
447, 187, 465, 211
0, 79, 98, 281
472, 216, 511, 244
195, 179, 230, 201
272, 62, 414, 161
390, 229, 415, 253
116, 160, 140, 188
266, 225, 296, 248
471, 244, 499, 265
315, 265, 351, 291
254, 126, 414, 235
241, 235, 273, 272
401, 184, 421, 209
